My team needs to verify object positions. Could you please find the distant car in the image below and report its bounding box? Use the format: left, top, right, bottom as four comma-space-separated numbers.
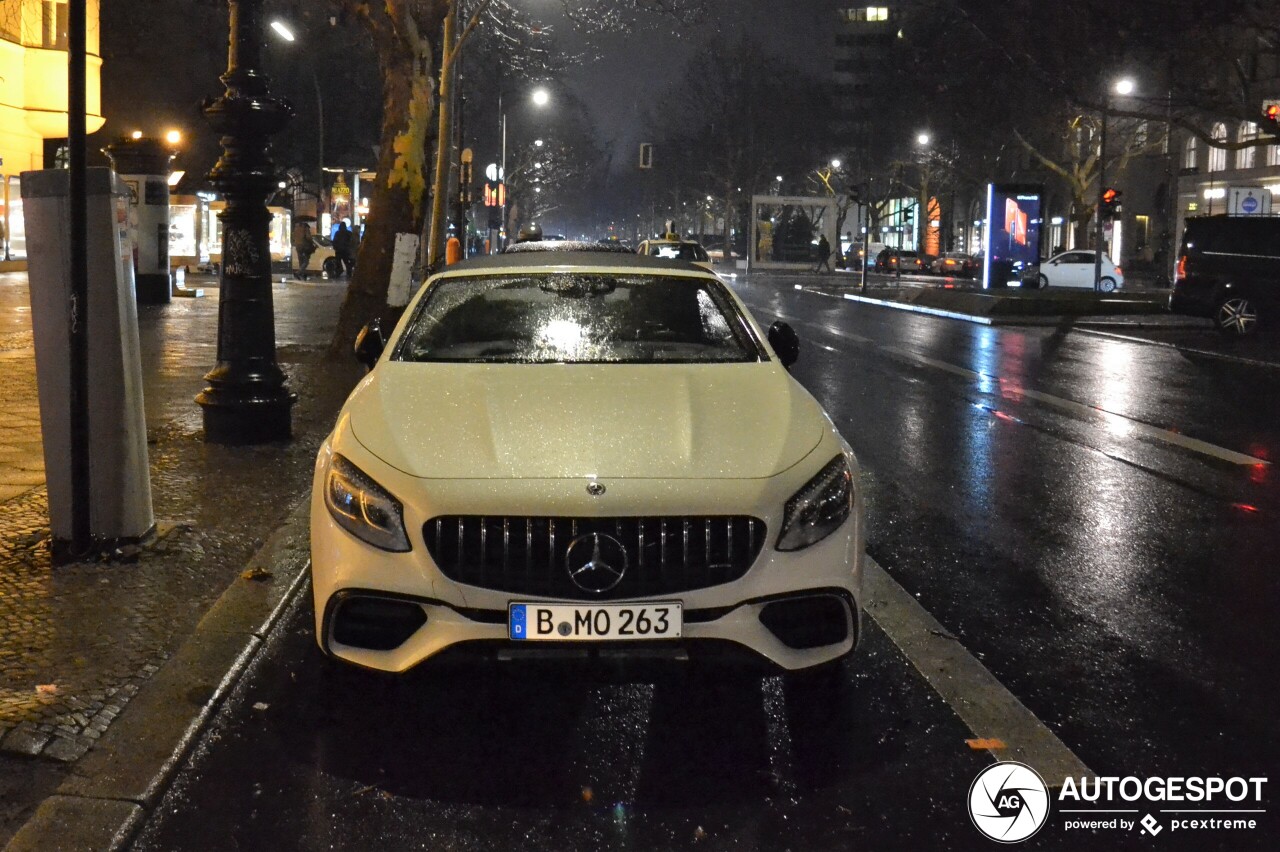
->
309, 236, 344, 279
310, 251, 865, 680
874, 248, 924, 273
1034, 251, 1124, 291
636, 239, 715, 273
1171, 215, 1280, 337
844, 241, 886, 271
931, 251, 977, 277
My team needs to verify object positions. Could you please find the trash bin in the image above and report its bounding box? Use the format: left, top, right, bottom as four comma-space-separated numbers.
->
19, 167, 154, 549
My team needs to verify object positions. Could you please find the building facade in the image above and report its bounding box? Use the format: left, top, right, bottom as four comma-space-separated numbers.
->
0, 0, 104, 268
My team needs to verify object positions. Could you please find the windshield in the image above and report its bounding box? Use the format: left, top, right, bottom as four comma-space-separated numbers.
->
393, 273, 763, 364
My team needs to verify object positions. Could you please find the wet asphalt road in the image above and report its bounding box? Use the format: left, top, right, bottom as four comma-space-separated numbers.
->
132, 273, 1279, 851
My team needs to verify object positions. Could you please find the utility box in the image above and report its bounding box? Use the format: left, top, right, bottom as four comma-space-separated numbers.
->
19, 168, 154, 548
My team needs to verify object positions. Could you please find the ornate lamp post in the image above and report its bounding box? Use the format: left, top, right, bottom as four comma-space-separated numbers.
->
197, 0, 296, 443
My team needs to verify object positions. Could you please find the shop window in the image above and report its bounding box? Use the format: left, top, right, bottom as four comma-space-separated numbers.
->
42, 1, 69, 50
1207, 123, 1227, 172
1237, 122, 1258, 169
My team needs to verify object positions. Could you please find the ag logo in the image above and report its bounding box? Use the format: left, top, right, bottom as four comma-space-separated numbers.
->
968, 762, 1050, 843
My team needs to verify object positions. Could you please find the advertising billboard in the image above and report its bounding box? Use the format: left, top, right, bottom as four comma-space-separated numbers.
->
983, 184, 1043, 288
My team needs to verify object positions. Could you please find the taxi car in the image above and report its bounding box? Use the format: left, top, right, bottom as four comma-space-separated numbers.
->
636, 238, 716, 272
311, 252, 864, 677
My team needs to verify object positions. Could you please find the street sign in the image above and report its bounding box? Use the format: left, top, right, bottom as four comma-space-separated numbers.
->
1228, 186, 1272, 216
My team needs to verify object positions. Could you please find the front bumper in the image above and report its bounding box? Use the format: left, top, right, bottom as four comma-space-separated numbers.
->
310, 433, 865, 674
318, 586, 861, 673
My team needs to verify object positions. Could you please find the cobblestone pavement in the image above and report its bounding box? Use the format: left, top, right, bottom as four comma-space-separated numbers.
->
0, 272, 358, 786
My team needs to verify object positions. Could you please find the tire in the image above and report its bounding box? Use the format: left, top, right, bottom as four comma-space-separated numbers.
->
322, 258, 342, 279
1215, 295, 1259, 337
1037, 274, 1049, 289
1099, 277, 1117, 293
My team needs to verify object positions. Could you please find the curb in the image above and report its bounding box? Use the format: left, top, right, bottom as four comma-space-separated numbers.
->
4, 496, 314, 852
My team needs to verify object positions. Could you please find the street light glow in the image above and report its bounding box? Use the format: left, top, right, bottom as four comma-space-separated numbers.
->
830, 159, 842, 169
531, 88, 550, 107
165, 130, 182, 146
1114, 77, 1136, 95
130, 130, 142, 140
270, 20, 295, 41
534, 139, 544, 148
916, 132, 931, 146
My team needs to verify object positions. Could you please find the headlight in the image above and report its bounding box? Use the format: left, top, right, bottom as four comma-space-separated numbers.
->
776, 455, 853, 552
324, 454, 411, 552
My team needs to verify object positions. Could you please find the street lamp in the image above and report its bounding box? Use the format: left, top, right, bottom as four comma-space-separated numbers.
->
270, 18, 324, 219
1095, 76, 1136, 290
497, 88, 551, 251
197, 0, 295, 443
916, 132, 930, 146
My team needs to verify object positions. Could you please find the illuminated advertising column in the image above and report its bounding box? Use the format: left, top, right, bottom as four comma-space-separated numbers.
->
103, 137, 176, 304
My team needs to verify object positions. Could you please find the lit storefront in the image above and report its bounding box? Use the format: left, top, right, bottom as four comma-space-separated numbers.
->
0, 0, 105, 270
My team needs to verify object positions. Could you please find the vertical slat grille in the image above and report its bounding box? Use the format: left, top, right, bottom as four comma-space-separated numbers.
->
424, 515, 767, 600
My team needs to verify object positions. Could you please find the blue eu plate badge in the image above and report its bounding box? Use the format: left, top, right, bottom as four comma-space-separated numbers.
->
510, 604, 527, 640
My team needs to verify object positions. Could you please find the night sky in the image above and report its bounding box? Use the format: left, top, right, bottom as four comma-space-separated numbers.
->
552, 0, 837, 169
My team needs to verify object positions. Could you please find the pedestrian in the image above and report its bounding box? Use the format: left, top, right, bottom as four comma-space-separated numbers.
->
332, 221, 356, 277
291, 219, 314, 280
814, 233, 832, 273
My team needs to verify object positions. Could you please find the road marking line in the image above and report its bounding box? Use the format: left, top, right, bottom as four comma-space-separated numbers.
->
862, 554, 1093, 783
804, 318, 1268, 467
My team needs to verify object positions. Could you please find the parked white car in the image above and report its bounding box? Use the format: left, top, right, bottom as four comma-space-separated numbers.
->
1035, 250, 1124, 291
636, 239, 716, 273
310, 251, 864, 680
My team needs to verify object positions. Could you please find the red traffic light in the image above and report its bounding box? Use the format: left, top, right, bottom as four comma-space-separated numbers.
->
1102, 187, 1119, 205
1265, 103, 1280, 124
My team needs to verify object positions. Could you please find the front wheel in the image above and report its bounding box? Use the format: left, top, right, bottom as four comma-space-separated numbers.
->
1037, 274, 1049, 289
1216, 295, 1259, 337
1099, 277, 1117, 293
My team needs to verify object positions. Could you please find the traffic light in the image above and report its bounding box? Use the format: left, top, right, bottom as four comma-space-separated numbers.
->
904, 205, 915, 224
1263, 102, 1280, 129
1101, 187, 1122, 218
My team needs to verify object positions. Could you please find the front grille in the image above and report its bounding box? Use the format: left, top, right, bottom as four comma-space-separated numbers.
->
424, 516, 766, 600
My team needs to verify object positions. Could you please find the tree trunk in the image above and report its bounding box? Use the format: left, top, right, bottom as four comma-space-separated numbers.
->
426, 6, 457, 269
328, 24, 438, 358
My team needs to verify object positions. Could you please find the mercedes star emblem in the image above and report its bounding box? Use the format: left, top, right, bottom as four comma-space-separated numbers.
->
564, 532, 628, 594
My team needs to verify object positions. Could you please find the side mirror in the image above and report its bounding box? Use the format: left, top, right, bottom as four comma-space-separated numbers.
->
767, 320, 799, 368
354, 318, 386, 370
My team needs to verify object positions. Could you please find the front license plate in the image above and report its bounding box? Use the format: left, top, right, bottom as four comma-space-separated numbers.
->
509, 603, 682, 641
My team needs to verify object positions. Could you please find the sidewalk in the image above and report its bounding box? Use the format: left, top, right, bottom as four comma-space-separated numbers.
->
0, 271, 360, 846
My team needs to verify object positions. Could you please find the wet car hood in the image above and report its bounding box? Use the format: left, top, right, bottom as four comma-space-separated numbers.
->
349, 362, 826, 480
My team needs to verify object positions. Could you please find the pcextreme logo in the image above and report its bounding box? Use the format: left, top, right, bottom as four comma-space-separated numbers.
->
968, 762, 1051, 843
967, 764, 1269, 843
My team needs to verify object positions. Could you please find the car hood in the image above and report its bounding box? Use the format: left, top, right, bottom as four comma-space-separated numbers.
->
349, 362, 826, 480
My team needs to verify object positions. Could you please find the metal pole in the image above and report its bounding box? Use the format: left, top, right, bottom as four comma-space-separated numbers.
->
500, 111, 507, 251
1094, 99, 1107, 292
197, 0, 296, 443
313, 69, 324, 217
68, 0, 91, 556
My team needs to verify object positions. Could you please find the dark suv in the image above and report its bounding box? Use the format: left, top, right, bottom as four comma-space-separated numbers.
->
1170, 216, 1280, 336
